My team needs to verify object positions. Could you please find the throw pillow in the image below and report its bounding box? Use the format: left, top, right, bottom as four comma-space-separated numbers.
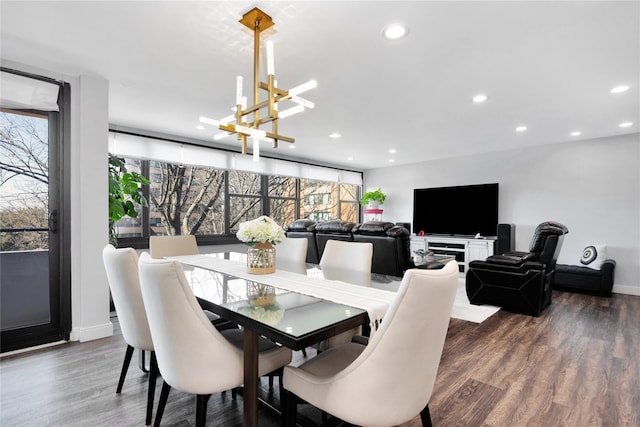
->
580, 245, 607, 270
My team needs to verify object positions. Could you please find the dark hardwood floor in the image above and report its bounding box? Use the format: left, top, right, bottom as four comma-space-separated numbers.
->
1, 289, 638, 426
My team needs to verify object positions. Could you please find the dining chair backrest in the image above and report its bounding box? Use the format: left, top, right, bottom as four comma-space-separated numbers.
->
149, 235, 198, 259
284, 261, 459, 426
275, 237, 308, 275
102, 244, 153, 351
137, 253, 244, 394
354, 262, 458, 411
319, 240, 373, 287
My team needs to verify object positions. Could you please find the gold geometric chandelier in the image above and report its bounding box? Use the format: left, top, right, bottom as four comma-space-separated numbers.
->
200, 7, 316, 161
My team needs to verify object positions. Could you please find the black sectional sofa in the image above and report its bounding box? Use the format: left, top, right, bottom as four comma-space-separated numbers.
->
284, 219, 413, 278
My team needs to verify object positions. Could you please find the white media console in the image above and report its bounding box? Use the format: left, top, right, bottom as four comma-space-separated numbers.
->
410, 235, 496, 274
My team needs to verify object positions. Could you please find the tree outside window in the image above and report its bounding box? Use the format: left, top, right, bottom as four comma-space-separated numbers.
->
148, 162, 224, 236
0, 111, 49, 250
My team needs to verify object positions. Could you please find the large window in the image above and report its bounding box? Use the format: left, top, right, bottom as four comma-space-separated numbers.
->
228, 170, 260, 233
268, 175, 297, 227
113, 156, 361, 244
147, 161, 225, 236
339, 183, 359, 223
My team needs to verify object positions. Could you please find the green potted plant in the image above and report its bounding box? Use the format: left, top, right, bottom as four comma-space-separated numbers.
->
360, 188, 386, 209
108, 154, 149, 246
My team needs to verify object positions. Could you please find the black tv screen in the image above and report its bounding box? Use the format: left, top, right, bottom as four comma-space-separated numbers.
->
412, 183, 499, 237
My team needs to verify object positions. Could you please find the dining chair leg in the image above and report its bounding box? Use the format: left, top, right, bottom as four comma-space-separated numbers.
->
420, 404, 432, 427
116, 345, 134, 393
153, 381, 171, 427
146, 351, 159, 426
139, 349, 150, 373
277, 370, 285, 404
269, 366, 283, 390
283, 390, 298, 427
195, 394, 211, 427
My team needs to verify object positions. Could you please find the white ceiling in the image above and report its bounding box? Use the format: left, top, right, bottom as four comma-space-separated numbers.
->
1, 1, 638, 170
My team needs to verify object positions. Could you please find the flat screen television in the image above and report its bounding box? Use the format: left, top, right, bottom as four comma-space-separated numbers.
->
412, 183, 499, 237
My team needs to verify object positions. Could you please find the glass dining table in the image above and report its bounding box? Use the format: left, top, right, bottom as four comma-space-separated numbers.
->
174, 252, 371, 427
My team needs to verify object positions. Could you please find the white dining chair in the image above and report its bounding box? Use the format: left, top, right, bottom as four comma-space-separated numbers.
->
149, 234, 199, 259
317, 240, 373, 349
283, 261, 459, 427
275, 237, 308, 275
149, 234, 235, 329
137, 253, 292, 427
319, 240, 373, 287
102, 244, 158, 426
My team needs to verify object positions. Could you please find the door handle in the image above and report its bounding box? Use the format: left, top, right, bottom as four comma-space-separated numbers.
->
49, 210, 58, 233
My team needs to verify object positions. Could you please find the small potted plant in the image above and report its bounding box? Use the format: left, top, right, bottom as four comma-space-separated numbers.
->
360, 188, 386, 209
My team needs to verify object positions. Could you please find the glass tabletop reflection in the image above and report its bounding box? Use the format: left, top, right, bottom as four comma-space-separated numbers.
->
181, 253, 367, 345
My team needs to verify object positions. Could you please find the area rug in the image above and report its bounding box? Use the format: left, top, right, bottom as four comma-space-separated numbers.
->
374, 277, 500, 324
450, 278, 500, 323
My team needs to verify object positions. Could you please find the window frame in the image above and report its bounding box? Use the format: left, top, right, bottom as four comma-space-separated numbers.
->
115, 157, 361, 249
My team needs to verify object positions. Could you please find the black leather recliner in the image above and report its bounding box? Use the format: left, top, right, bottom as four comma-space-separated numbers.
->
352, 221, 413, 277
465, 221, 569, 316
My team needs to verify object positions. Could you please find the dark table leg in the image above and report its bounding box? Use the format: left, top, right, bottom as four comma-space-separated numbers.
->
244, 328, 259, 427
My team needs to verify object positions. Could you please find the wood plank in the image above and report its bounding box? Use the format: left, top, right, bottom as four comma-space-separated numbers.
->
1, 290, 639, 426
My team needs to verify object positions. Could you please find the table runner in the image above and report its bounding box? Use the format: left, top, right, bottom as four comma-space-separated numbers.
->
169, 254, 397, 332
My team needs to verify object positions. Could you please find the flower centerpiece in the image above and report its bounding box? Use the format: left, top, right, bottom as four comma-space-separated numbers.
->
236, 215, 285, 274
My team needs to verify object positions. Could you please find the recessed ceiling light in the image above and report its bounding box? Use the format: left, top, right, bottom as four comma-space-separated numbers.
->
619, 122, 633, 128
383, 24, 408, 40
196, 125, 205, 130
388, 159, 395, 163
472, 94, 488, 103
388, 149, 397, 154
611, 85, 630, 94
289, 144, 296, 149
329, 132, 342, 139
515, 126, 527, 132
347, 157, 353, 161
570, 131, 582, 136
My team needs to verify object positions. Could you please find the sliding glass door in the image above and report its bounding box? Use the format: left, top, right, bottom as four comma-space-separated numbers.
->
0, 70, 70, 352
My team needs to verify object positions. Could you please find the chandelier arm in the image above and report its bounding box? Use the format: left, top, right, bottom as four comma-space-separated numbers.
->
252, 18, 261, 133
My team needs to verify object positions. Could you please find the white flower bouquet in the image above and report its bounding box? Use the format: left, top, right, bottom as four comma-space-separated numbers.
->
236, 215, 285, 246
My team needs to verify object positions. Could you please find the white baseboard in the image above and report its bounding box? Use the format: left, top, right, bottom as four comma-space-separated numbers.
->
70, 321, 114, 342
612, 284, 640, 296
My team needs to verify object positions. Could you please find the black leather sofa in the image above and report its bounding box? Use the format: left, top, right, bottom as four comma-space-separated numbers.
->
466, 221, 569, 316
314, 220, 357, 261
553, 260, 616, 296
284, 220, 413, 278
352, 221, 413, 277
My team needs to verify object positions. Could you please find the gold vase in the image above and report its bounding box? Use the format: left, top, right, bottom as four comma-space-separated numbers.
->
247, 242, 276, 274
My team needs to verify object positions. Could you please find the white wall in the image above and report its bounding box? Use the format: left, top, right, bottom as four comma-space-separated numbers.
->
364, 133, 640, 295
70, 74, 112, 341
